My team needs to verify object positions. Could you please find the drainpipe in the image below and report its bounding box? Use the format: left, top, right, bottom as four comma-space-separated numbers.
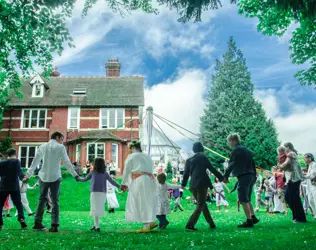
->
130, 108, 133, 141
8, 108, 12, 138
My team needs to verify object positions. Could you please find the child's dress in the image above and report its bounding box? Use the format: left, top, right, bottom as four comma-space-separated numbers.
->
157, 183, 181, 215
78, 171, 120, 216
106, 182, 119, 209
213, 182, 229, 207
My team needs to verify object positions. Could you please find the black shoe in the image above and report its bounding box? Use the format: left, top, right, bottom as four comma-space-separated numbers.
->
33, 223, 46, 231
108, 210, 112, 213
95, 228, 100, 232
112, 209, 115, 213
90, 226, 96, 231
6, 214, 11, 217
251, 215, 260, 224
185, 225, 198, 231
19, 220, 27, 229
28, 212, 35, 217
179, 206, 184, 211
160, 221, 170, 229
49, 226, 58, 233
209, 221, 216, 229
237, 220, 254, 228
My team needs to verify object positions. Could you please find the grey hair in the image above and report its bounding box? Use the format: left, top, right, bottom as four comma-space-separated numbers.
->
227, 133, 241, 144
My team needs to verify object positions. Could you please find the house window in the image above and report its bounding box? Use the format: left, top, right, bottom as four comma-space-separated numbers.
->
111, 143, 118, 167
68, 107, 80, 129
100, 108, 125, 129
32, 84, 44, 97
22, 109, 46, 129
19, 146, 39, 168
76, 144, 81, 162
87, 143, 105, 163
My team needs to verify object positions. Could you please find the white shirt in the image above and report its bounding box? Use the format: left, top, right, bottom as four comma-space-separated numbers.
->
179, 163, 185, 171
27, 139, 78, 182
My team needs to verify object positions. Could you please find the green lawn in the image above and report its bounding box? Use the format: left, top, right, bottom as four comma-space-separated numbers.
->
0, 176, 316, 250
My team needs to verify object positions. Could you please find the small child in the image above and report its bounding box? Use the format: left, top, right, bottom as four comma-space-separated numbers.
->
156, 173, 182, 229
229, 181, 241, 212
77, 158, 122, 232
3, 196, 13, 217
107, 176, 122, 213
264, 178, 275, 214
213, 178, 230, 212
277, 146, 291, 182
171, 178, 184, 212
15, 180, 36, 216
175, 171, 182, 183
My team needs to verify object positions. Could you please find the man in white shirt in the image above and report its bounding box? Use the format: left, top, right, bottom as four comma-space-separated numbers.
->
23, 131, 79, 232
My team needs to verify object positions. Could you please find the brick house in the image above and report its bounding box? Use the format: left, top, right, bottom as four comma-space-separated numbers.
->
0, 59, 144, 173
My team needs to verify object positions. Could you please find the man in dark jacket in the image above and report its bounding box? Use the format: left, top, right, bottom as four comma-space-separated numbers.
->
0, 148, 27, 229
223, 133, 259, 228
182, 142, 223, 231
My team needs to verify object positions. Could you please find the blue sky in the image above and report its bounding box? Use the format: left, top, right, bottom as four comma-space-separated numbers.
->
53, 0, 316, 154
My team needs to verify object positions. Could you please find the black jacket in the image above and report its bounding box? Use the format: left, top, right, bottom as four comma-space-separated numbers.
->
182, 152, 223, 189
0, 159, 24, 191
224, 144, 256, 178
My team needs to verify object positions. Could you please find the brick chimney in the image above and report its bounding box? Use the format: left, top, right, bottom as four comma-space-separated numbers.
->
50, 66, 60, 77
106, 59, 120, 77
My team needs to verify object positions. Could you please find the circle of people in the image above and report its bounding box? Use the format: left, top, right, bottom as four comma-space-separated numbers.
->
0, 132, 315, 233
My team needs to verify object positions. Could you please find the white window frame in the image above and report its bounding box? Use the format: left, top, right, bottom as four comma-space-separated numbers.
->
86, 143, 105, 162
76, 144, 81, 162
68, 107, 80, 129
19, 145, 40, 168
21, 109, 47, 129
111, 143, 119, 168
32, 84, 44, 98
99, 108, 125, 129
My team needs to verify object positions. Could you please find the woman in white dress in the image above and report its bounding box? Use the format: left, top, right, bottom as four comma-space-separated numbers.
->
304, 153, 316, 219
122, 141, 158, 233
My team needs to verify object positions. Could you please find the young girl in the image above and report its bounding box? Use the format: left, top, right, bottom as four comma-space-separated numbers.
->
213, 178, 230, 212
156, 173, 182, 229
15, 180, 37, 216
77, 158, 122, 232
107, 176, 122, 213
264, 178, 275, 214
171, 178, 184, 212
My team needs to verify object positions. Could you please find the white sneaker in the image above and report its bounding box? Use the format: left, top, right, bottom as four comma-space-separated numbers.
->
215, 210, 220, 213
225, 210, 228, 213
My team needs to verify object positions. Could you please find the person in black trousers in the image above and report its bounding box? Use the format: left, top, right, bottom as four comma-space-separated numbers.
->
0, 148, 27, 229
278, 142, 306, 223
223, 133, 259, 228
182, 142, 223, 231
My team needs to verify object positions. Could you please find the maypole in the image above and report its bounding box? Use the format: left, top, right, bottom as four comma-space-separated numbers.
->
146, 106, 153, 155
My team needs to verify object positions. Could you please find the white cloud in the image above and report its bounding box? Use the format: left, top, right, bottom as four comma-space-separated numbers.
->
277, 21, 300, 44
144, 69, 207, 144
255, 88, 316, 155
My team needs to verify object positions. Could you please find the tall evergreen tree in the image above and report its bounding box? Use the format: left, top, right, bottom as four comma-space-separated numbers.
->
200, 37, 279, 169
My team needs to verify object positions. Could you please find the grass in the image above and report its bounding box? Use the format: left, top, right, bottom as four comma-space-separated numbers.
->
0, 176, 316, 250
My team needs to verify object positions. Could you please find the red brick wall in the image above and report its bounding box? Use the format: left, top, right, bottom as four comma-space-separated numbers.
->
49, 108, 68, 138
80, 120, 99, 129
81, 109, 99, 117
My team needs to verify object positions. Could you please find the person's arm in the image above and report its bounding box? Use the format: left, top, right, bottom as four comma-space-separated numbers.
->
122, 156, 132, 185
16, 160, 24, 180
166, 184, 182, 189
105, 172, 121, 189
223, 149, 237, 179
77, 173, 92, 182
206, 158, 223, 181
26, 146, 43, 179
223, 183, 230, 193
305, 165, 316, 180
278, 155, 292, 170
61, 146, 78, 178
181, 160, 191, 187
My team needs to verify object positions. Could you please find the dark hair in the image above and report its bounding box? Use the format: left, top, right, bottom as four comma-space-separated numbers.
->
51, 131, 64, 140
129, 140, 142, 152
283, 142, 298, 154
227, 133, 241, 144
93, 158, 106, 174
214, 177, 219, 183
157, 173, 166, 184
6, 148, 16, 157
193, 142, 204, 153
304, 153, 315, 161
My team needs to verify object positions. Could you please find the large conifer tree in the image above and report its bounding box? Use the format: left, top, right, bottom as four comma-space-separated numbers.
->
200, 37, 279, 169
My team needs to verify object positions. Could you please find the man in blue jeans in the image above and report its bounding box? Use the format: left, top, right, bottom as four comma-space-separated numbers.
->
223, 133, 259, 228
0, 148, 27, 229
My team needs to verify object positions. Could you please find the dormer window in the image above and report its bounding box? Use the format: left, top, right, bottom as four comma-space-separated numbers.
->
32, 84, 44, 97
73, 88, 86, 95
